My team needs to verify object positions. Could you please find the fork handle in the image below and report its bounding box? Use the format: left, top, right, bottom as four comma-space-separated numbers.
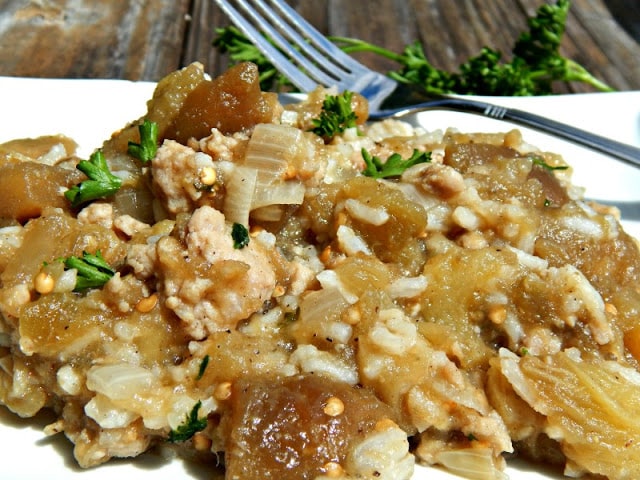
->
374, 98, 640, 168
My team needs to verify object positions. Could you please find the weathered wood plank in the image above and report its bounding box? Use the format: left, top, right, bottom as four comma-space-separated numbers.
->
568, 0, 640, 90
0, 0, 638, 95
0, 1, 189, 79
194, 0, 640, 93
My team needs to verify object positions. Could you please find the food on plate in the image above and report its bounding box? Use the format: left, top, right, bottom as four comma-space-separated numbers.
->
1, 61, 639, 480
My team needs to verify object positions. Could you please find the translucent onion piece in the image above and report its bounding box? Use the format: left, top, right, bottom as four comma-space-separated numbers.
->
244, 123, 302, 179
299, 287, 349, 327
290, 287, 352, 349
86, 364, 155, 401
251, 205, 284, 222
434, 448, 508, 480
223, 165, 257, 226
84, 394, 138, 429
499, 348, 640, 479
251, 180, 305, 209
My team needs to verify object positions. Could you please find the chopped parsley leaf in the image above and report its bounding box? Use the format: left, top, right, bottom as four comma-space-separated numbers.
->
64, 150, 122, 208
232, 223, 250, 249
168, 401, 208, 443
127, 119, 159, 163
532, 156, 569, 171
63, 250, 115, 292
361, 148, 431, 179
197, 355, 210, 380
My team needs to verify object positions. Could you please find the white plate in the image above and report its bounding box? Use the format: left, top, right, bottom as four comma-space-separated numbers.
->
0, 77, 638, 480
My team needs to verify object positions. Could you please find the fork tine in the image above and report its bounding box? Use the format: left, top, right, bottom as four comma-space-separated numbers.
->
264, 0, 371, 76
215, 0, 377, 92
214, 0, 398, 109
241, 0, 348, 87
214, 0, 318, 91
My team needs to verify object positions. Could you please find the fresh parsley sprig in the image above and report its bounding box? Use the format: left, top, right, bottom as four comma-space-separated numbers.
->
64, 150, 122, 208
63, 250, 115, 291
361, 148, 431, 179
213, 0, 612, 96
310, 91, 358, 141
128, 119, 159, 163
168, 401, 208, 443
332, 0, 612, 96
511, 0, 612, 93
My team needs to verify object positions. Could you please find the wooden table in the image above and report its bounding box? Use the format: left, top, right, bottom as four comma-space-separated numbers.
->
1, 0, 639, 94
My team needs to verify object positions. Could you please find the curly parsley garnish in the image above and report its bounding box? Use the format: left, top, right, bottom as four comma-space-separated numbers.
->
361, 148, 431, 179
63, 250, 115, 292
168, 401, 208, 443
232, 223, 250, 249
64, 150, 122, 208
335, 0, 612, 95
127, 119, 159, 163
310, 91, 358, 141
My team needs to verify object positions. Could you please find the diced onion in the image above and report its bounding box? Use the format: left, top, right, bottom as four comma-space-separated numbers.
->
86, 364, 155, 400
84, 394, 138, 429
434, 448, 508, 480
299, 287, 349, 326
251, 205, 284, 222
226, 124, 311, 221
223, 165, 257, 226
244, 123, 302, 178
252, 180, 305, 209
347, 427, 415, 480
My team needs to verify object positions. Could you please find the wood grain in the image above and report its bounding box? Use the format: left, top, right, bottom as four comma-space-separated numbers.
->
0, 0, 638, 93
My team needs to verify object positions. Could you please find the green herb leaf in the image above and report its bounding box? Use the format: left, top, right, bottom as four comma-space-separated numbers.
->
128, 119, 159, 163
167, 401, 208, 443
63, 250, 115, 291
232, 223, 250, 249
64, 150, 122, 208
197, 355, 210, 380
334, 0, 612, 96
512, 0, 612, 93
532, 156, 569, 171
361, 148, 431, 179
309, 91, 358, 141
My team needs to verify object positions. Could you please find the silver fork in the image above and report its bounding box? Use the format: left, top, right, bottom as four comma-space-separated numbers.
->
213, 0, 640, 168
